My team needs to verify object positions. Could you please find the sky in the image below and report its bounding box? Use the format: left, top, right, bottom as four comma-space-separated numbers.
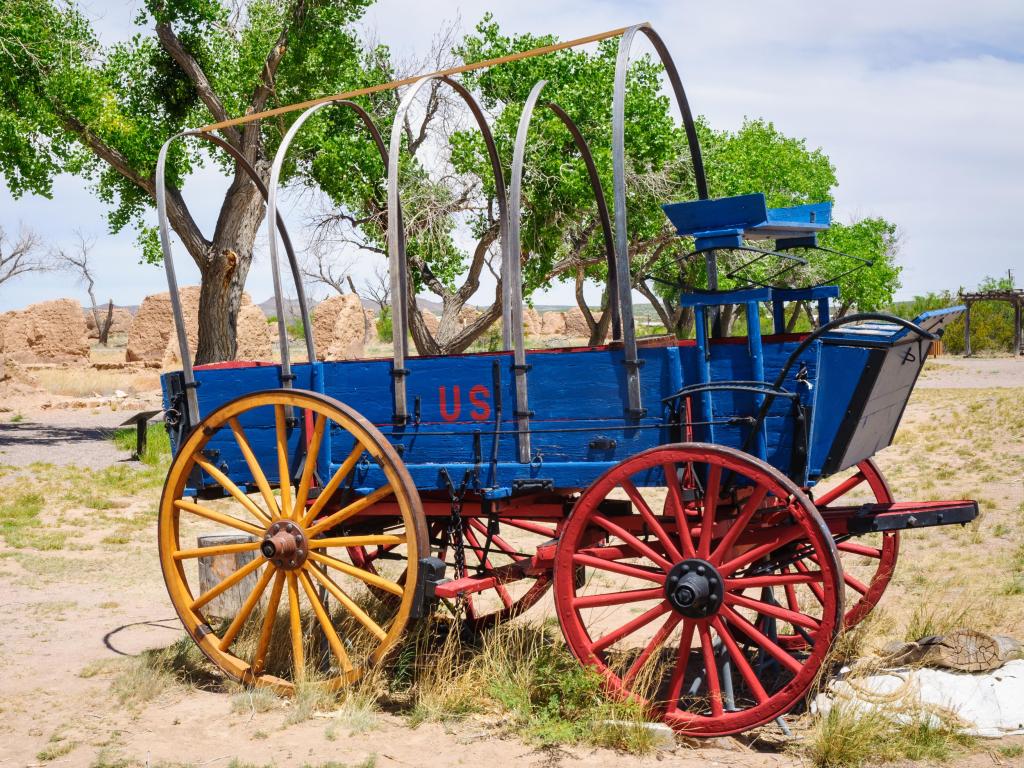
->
1, 0, 1022, 311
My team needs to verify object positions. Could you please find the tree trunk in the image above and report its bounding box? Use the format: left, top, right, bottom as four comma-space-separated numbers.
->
193, 166, 266, 364
98, 300, 113, 346
574, 268, 612, 345
785, 302, 803, 333
719, 304, 737, 337
347, 275, 371, 344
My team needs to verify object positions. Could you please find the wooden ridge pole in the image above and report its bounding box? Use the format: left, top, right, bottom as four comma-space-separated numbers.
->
197, 25, 634, 133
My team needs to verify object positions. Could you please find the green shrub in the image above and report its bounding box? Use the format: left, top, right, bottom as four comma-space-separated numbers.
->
376, 308, 393, 343
890, 275, 1018, 354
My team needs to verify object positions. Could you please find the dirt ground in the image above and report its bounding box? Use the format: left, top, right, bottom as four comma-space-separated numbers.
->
0, 352, 1022, 768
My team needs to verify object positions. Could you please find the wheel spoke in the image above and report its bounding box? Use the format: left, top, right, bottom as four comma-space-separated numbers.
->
219, 563, 276, 651
572, 552, 667, 584
191, 555, 265, 611
573, 587, 665, 609
493, 518, 558, 537
698, 464, 721, 559
307, 562, 388, 642
664, 619, 697, 712
173, 499, 264, 537
710, 485, 769, 566
836, 541, 883, 559
591, 601, 672, 653
286, 572, 304, 682
308, 551, 404, 597
298, 569, 354, 673
294, 413, 327, 513
725, 571, 825, 590
844, 572, 870, 595
192, 460, 272, 529
725, 591, 822, 630
621, 479, 683, 563
300, 442, 365, 526
252, 570, 285, 675
467, 519, 530, 561
275, 405, 294, 520
306, 485, 394, 538
591, 513, 673, 571
309, 534, 406, 550
662, 463, 697, 558
720, 605, 803, 676
173, 540, 261, 561
698, 623, 724, 717
814, 470, 866, 507
710, 616, 768, 705
229, 417, 280, 519
624, 612, 682, 686
782, 566, 801, 619
718, 524, 805, 575
794, 559, 827, 604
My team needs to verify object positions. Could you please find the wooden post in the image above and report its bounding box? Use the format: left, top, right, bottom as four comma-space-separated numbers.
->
198, 533, 260, 618
1015, 298, 1022, 356
963, 302, 972, 357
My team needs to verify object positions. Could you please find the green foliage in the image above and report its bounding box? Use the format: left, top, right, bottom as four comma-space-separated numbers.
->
375, 307, 393, 343
286, 317, 305, 340
0, 0, 375, 248
0, 3, 904, 342
890, 275, 1017, 354
819, 218, 901, 311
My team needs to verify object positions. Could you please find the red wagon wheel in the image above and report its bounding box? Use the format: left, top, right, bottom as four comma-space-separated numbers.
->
553, 443, 843, 737
776, 459, 899, 649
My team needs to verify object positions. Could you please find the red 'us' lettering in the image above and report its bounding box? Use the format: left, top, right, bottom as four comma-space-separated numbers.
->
438, 384, 491, 422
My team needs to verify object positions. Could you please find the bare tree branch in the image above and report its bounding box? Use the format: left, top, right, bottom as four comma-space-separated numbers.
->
53, 229, 116, 344
0, 225, 48, 288
301, 242, 355, 297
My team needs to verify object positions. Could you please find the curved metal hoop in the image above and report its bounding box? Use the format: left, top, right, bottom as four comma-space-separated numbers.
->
156, 131, 313, 423
508, 79, 621, 460
266, 99, 398, 377
387, 75, 510, 423
613, 23, 710, 417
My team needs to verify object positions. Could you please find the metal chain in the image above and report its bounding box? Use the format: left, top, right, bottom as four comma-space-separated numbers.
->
440, 468, 472, 616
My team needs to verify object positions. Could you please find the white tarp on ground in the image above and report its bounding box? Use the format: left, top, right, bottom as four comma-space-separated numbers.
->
814, 660, 1024, 737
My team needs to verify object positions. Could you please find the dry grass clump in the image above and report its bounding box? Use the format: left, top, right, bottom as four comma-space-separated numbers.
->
30, 366, 159, 397
384, 617, 658, 754
110, 637, 222, 709
903, 603, 971, 643
805, 700, 974, 768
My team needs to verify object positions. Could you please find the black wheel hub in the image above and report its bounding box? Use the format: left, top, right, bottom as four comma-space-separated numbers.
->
665, 558, 724, 618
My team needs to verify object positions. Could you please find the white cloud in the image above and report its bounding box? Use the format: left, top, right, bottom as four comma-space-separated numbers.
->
2, 1, 1022, 310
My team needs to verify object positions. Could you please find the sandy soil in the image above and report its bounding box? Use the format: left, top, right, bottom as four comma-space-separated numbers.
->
1, 352, 1022, 767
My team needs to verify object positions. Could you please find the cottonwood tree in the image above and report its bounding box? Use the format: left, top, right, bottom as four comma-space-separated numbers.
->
0, 0, 382, 363
55, 230, 115, 345
0, 225, 48, 289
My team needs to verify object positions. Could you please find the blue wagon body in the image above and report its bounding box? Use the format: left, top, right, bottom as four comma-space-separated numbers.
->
163, 303, 958, 497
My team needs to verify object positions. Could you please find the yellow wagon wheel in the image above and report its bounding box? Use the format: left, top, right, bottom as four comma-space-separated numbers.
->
158, 389, 427, 693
